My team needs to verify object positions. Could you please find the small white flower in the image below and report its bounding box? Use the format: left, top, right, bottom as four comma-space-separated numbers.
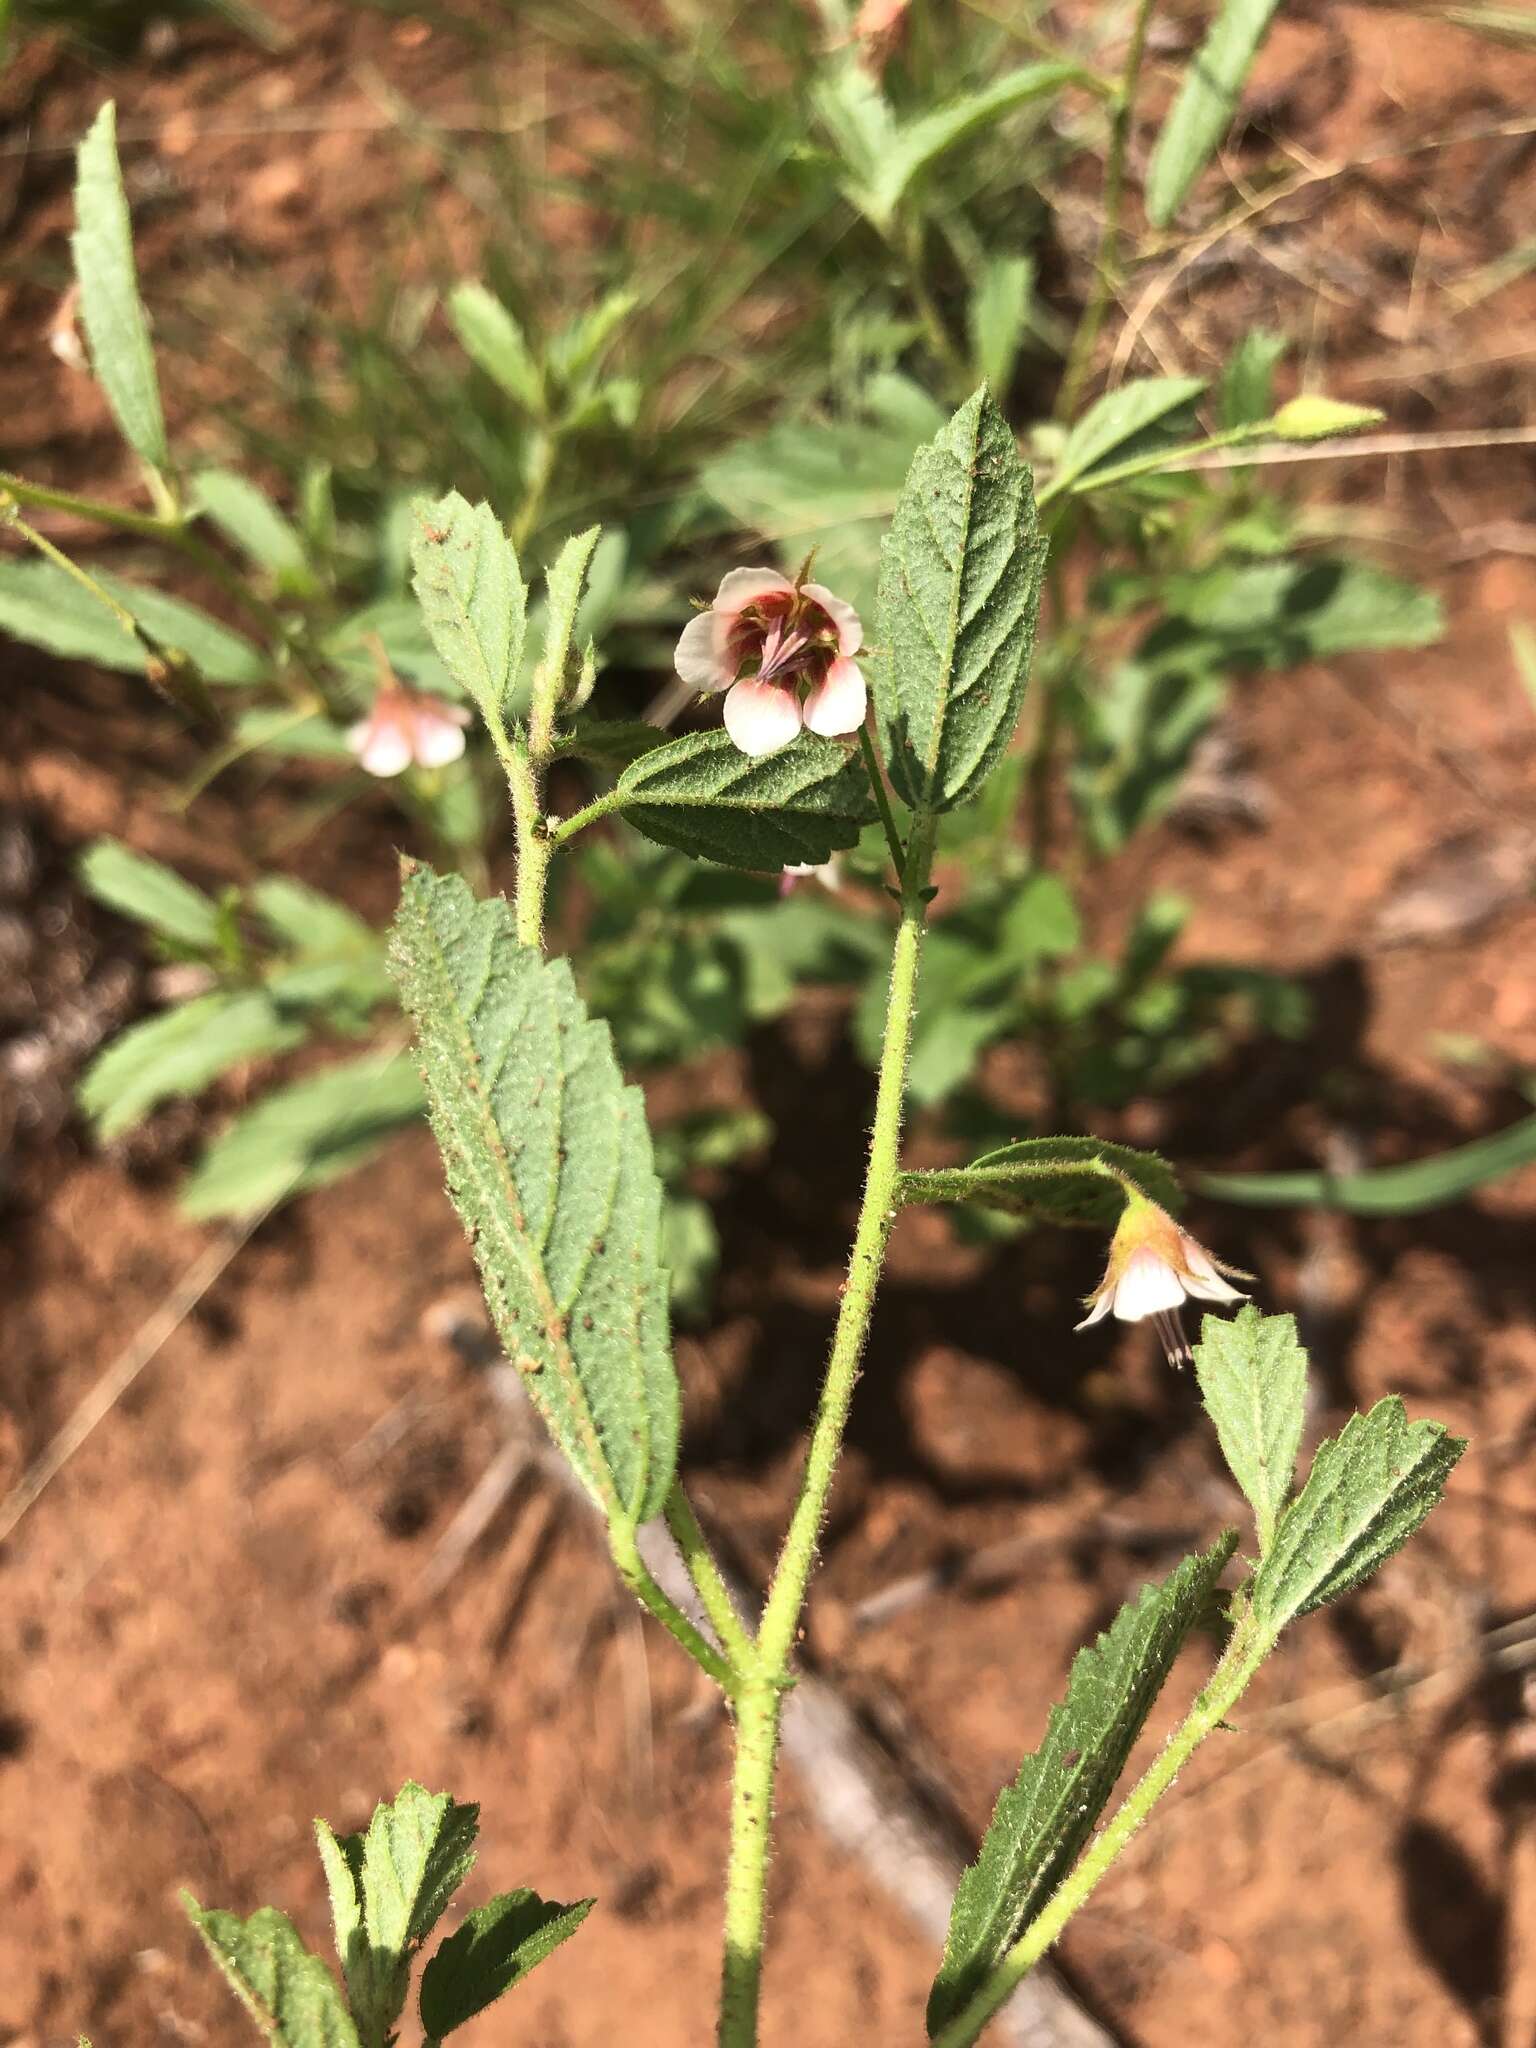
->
1075, 1192, 1249, 1366
346, 684, 471, 778
778, 857, 842, 898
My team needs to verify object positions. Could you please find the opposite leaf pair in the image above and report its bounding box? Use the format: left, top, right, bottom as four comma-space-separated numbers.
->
184, 1782, 591, 2048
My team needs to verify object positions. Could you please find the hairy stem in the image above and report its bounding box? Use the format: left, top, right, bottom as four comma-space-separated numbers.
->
714, 817, 937, 2047
610, 1523, 739, 1694
1055, 0, 1158, 423
665, 1483, 757, 1674
928, 1611, 1270, 2048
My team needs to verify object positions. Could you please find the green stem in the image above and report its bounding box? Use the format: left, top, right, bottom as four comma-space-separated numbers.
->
1055, 0, 1158, 423
610, 1523, 739, 1695
548, 785, 626, 845
512, 426, 561, 553
1036, 421, 1267, 511
715, 817, 938, 2047
858, 722, 907, 875
928, 1612, 1271, 2048
664, 1483, 757, 1675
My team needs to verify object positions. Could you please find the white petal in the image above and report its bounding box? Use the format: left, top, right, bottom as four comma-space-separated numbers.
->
1074, 1292, 1113, 1331
713, 566, 793, 612
1110, 1247, 1187, 1323
800, 580, 862, 655
801, 656, 866, 738
411, 708, 470, 768
675, 609, 734, 690
722, 676, 803, 756
352, 720, 413, 778
1181, 1238, 1248, 1304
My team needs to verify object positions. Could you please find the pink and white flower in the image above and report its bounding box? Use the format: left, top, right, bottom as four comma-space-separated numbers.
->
779, 857, 843, 898
674, 566, 867, 758
346, 684, 471, 779
1075, 1192, 1249, 1367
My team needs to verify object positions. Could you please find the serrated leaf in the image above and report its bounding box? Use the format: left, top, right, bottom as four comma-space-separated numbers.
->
78, 990, 305, 1140
419, 1890, 594, 2038
901, 1135, 1182, 1229
852, 63, 1083, 231
195, 470, 311, 584
874, 387, 1045, 814
328, 1784, 479, 2047
179, 1053, 425, 1219
1252, 1398, 1465, 1633
409, 494, 527, 722
1192, 1306, 1306, 1552
552, 717, 671, 768
0, 558, 265, 683
612, 730, 876, 871
183, 1897, 360, 2048
72, 103, 168, 469
1145, 0, 1284, 227
446, 283, 543, 414
78, 837, 220, 949
927, 1533, 1237, 2036
388, 867, 679, 1526
313, 1821, 364, 2000
1053, 377, 1207, 493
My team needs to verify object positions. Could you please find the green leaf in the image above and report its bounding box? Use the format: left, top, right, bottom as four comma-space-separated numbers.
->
700, 373, 946, 626
1145, 0, 1283, 227
78, 990, 305, 1140
967, 253, 1034, 398
874, 387, 1046, 814
853, 63, 1084, 231
179, 1053, 425, 1219
1252, 1397, 1465, 1634
0, 558, 265, 683
1197, 1110, 1536, 1215
78, 837, 220, 949
419, 1890, 593, 2038
1192, 1307, 1306, 1552
611, 730, 877, 871
537, 525, 601, 716
250, 877, 375, 956
183, 1897, 360, 2048
194, 469, 311, 585
388, 867, 680, 1526
1221, 329, 1287, 429
998, 871, 1078, 963
553, 716, 671, 768
446, 283, 543, 415
1053, 377, 1207, 493
252, 879, 391, 1017
900, 1135, 1182, 1228
71, 103, 168, 469
549, 287, 637, 388
409, 494, 527, 723
319, 1784, 479, 2048
927, 1533, 1237, 2036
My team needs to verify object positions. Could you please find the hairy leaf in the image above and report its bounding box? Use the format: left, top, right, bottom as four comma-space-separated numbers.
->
419, 1890, 594, 2038
446, 283, 543, 414
388, 867, 679, 1525
901, 1135, 1182, 1228
537, 525, 601, 717
1193, 1307, 1306, 1552
72, 103, 168, 469
409, 494, 527, 721
179, 1053, 425, 1218
316, 1784, 479, 2046
1197, 1111, 1536, 1215
1253, 1398, 1465, 1632
1146, 0, 1284, 227
874, 387, 1045, 813
78, 991, 305, 1141
928, 1534, 1237, 2035
1053, 377, 1206, 493
78, 838, 220, 949
183, 1898, 359, 2048
613, 730, 876, 870
0, 558, 265, 683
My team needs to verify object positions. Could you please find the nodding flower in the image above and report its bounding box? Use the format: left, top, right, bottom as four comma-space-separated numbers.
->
673, 567, 866, 758
1075, 1191, 1250, 1367
346, 682, 471, 778
779, 858, 842, 898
